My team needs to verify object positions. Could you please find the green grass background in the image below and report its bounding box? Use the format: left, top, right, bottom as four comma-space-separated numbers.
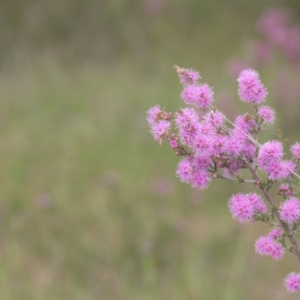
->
0, 1, 300, 299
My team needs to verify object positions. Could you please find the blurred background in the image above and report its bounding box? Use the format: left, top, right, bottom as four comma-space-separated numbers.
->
1, 0, 300, 299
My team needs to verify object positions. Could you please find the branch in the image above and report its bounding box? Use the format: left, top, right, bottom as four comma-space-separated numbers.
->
244, 159, 300, 261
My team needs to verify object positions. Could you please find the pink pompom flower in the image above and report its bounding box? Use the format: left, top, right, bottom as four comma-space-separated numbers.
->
181, 85, 201, 106
247, 193, 267, 214
198, 122, 216, 136
268, 228, 283, 240
255, 236, 284, 260
181, 84, 214, 109
150, 120, 171, 143
266, 160, 295, 181
192, 134, 213, 156
192, 154, 211, 170
191, 169, 211, 190
223, 136, 244, 157
195, 83, 214, 109
175, 108, 200, 147
238, 69, 260, 87
176, 66, 200, 85
237, 69, 268, 104
279, 197, 300, 224
203, 110, 225, 129
176, 157, 193, 184
258, 105, 276, 123
291, 142, 300, 159
228, 193, 255, 222
285, 272, 300, 293
147, 105, 163, 125
233, 114, 257, 141
257, 140, 283, 170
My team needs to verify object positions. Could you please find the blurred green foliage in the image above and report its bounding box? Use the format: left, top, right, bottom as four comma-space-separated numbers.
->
0, 0, 300, 299
0, 0, 289, 67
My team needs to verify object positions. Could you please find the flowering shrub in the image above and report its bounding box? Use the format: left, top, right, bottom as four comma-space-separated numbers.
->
147, 66, 300, 293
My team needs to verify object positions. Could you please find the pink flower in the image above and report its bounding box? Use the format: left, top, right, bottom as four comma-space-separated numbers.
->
291, 142, 300, 159
241, 142, 256, 160
285, 272, 300, 293
255, 236, 284, 260
150, 120, 171, 142
257, 140, 283, 170
174, 108, 199, 126
237, 69, 267, 104
247, 193, 267, 214
278, 183, 293, 197
279, 197, 300, 224
211, 135, 226, 156
282, 160, 296, 173
168, 135, 178, 149
181, 84, 214, 109
195, 83, 214, 109
191, 169, 211, 190
240, 83, 267, 105
258, 105, 275, 123
192, 134, 213, 156
181, 85, 200, 106
233, 114, 257, 141
266, 160, 295, 181
177, 68, 200, 85
223, 136, 244, 157
147, 105, 163, 125
181, 83, 213, 109
175, 108, 200, 147
198, 122, 216, 136
176, 158, 193, 184
238, 69, 260, 87
228, 193, 267, 223
228, 193, 255, 222
268, 228, 283, 240
192, 154, 211, 170
203, 110, 225, 128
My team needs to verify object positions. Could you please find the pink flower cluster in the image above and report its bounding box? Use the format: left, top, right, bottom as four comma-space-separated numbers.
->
255, 228, 285, 262
285, 272, 300, 293
257, 105, 275, 124
147, 66, 300, 294
279, 197, 300, 224
228, 193, 267, 222
291, 143, 300, 160
147, 105, 171, 143
237, 69, 267, 104
176, 65, 214, 110
147, 68, 281, 190
255, 234, 284, 261
257, 140, 295, 181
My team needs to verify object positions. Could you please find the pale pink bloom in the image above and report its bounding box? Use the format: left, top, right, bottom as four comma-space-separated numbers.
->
255, 236, 284, 260
285, 272, 300, 293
